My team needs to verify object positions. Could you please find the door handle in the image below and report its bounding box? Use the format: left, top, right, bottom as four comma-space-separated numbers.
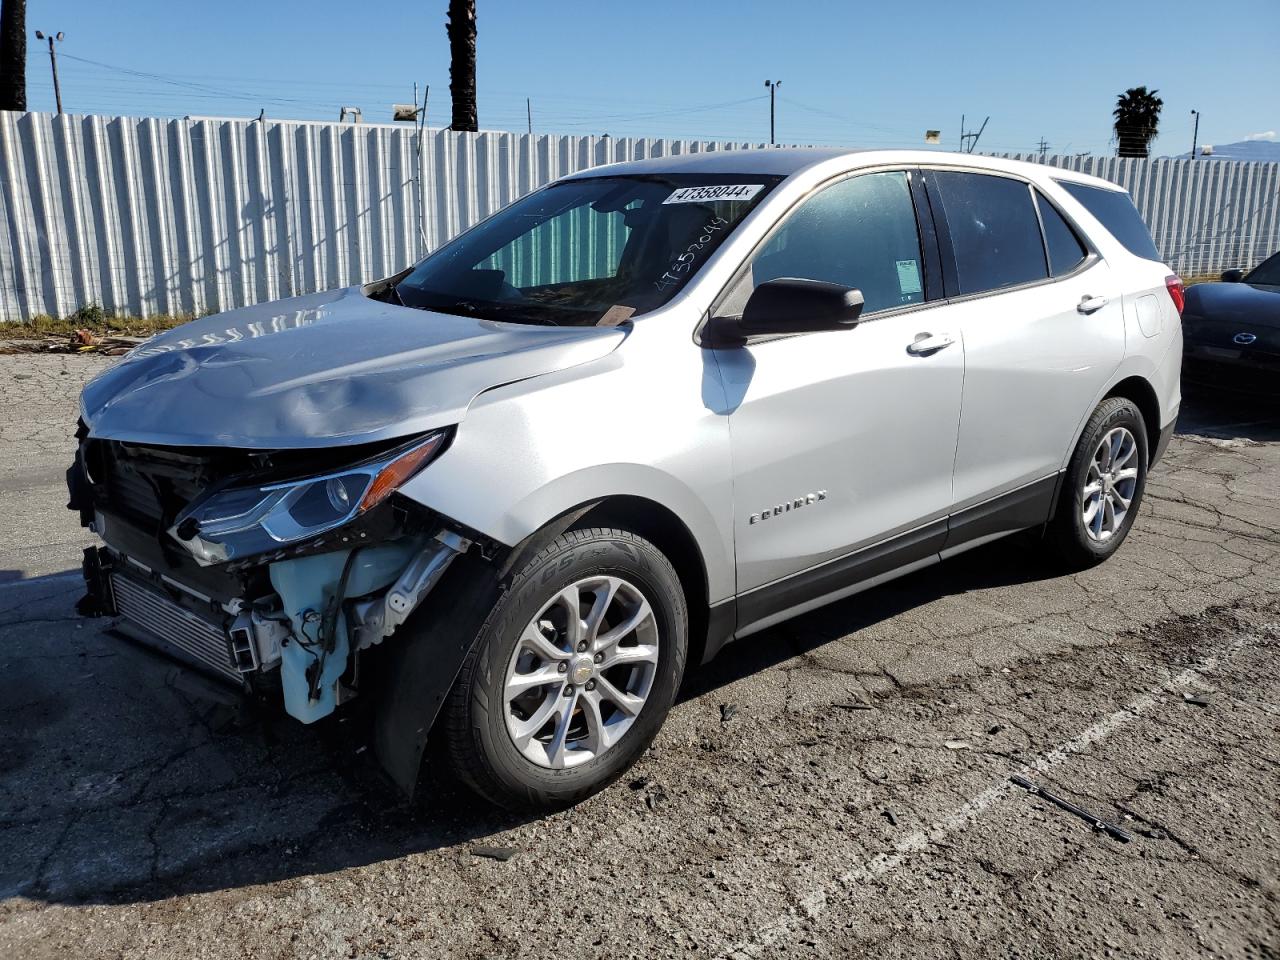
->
1077, 295, 1109, 315
906, 332, 955, 355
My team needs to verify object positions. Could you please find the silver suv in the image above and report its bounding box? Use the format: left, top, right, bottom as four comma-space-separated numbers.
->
69, 149, 1183, 809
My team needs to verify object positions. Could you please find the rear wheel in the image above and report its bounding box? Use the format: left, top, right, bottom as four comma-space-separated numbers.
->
442, 527, 687, 810
1044, 397, 1149, 568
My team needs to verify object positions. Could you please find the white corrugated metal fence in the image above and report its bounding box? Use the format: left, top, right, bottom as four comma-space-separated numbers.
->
1, 111, 1277, 322
1006, 153, 1280, 280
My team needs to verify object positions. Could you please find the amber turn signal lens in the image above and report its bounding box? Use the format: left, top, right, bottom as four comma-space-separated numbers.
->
358, 434, 445, 512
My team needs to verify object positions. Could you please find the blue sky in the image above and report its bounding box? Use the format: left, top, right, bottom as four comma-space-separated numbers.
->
20, 0, 1279, 156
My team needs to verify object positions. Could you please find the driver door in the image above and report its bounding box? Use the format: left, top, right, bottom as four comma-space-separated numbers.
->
710, 170, 964, 628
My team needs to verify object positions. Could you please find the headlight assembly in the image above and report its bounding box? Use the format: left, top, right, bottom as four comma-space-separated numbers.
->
169, 432, 447, 565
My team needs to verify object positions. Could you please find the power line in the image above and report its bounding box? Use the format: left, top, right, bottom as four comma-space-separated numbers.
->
56, 52, 336, 110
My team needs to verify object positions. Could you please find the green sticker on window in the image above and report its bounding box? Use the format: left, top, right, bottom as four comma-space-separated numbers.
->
896, 259, 922, 296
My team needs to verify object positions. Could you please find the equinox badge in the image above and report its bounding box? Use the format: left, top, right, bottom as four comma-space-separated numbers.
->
750, 490, 828, 524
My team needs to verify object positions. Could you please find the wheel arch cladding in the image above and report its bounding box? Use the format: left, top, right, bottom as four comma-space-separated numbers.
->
1104, 376, 1160, 457
371, 549, 503, 797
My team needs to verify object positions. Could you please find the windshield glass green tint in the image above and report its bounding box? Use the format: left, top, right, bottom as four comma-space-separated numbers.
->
396, 175, 781, 326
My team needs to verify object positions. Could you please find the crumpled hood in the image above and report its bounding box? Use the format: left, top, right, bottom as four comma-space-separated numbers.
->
1183, 281, 1280, 330
81, 287, 625, 448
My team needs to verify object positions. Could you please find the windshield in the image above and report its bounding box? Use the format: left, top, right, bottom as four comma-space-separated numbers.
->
1245, 252, 1280, 286
395, 174, 782, 326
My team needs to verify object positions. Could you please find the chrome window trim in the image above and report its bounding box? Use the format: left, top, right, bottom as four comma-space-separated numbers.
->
696, 161, 1111, 348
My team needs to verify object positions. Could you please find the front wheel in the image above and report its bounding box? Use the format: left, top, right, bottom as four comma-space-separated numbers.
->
441, 527, 688, 811
1044, 396, 1149, 568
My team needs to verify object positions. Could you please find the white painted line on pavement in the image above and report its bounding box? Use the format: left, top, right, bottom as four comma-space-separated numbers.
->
718, 632, 1255, 959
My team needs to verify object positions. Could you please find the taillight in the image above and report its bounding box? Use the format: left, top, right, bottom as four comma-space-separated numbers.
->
1165, 275, 1185, 316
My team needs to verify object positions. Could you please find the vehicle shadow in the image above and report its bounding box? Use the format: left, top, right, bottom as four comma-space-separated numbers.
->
1, 536, 1065, 907
1175, 382, 1280, 442
682, 534, 1061, 701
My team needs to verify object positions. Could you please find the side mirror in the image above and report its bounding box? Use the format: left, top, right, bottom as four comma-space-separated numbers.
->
1221, 269, 1245, 283
727, 278, 864, 341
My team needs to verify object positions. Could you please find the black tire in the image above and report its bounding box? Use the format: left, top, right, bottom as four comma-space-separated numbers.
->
1044, 396, 1149, 569
441, 527, 688, 811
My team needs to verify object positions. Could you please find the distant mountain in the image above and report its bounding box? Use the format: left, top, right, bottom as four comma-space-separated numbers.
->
1175, 139, 1280, 162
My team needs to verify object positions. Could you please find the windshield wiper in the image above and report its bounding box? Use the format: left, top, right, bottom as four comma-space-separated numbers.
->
411, 299, 561, 326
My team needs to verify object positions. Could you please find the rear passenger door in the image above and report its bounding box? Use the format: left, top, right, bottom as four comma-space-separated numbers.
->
923, 170, 1125, 543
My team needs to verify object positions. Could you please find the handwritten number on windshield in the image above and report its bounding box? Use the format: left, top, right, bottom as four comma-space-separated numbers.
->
654, 216, 730, 293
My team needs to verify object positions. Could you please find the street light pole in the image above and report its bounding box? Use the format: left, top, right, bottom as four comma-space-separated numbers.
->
34, 30, 64, 115
764, 80, 781, 145
1190, 109, 1200, 160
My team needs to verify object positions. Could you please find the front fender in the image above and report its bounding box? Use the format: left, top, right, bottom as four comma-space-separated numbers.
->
396, 338, 736, 603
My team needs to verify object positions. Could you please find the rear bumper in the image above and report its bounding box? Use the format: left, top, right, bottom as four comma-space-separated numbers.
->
1182, 345, 1280, 396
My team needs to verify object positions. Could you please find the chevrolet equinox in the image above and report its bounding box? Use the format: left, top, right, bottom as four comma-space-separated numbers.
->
69, 149, 1183, 810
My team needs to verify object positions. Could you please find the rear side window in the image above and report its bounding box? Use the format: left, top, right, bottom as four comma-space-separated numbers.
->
931, 172, 1048, 294
1035, 192, 1088, 276
1057, 181, 1161, 262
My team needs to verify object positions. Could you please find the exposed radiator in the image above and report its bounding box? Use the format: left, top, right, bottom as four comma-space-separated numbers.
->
110, 572, 241, 682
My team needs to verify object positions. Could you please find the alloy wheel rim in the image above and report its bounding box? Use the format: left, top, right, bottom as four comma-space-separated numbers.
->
1082, 426, 1139, 542
503, 575, 660, 769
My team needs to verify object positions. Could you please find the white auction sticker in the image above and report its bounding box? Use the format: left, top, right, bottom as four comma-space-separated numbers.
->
662, 184, 763, 205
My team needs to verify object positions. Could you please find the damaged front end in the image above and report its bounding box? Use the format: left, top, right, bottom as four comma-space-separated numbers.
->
68, 425, 474, 734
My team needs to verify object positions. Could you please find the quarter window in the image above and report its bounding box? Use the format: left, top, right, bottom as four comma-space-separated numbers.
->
1057, 180, 1161, 262
744, 171, 926, 315
932, 172, 1048, 294
1035, 192, 1088, 276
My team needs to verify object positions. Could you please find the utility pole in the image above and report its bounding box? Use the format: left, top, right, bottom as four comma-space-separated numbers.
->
526, 97, 532, 135
764, 79, 781, 145
34, 29, 62, 114
1037, 137, 1050, 161
960, 115, 988, 153
1190, 109, 1200, 160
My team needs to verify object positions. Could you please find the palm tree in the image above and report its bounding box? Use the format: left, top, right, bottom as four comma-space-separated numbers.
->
446, 0, 477, 132
1113, 86, 1163, 158
0, 0, 27, 112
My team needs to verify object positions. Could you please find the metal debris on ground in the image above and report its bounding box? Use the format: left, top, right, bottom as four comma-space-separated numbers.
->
1182, 693, 1210, 708
719, 703, 738, 722
944, 740, 970, 750
1010, 774, 1133, 843
882, 809, 899, 826
471, 845, 519, 862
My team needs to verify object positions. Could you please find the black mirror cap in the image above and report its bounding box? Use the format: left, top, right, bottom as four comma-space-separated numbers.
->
1221, 268, 1245, 283
737, 278, 865, 337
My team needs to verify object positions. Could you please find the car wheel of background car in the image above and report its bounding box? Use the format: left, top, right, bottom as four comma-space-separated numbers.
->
441, 527, 688, 811
1044, 397, 1149, 569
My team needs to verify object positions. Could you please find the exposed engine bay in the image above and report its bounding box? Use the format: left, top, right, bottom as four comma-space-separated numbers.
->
67, 424, 479, 728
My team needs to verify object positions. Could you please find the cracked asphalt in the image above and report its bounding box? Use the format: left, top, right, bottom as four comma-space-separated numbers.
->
0, 355, 1277, 959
